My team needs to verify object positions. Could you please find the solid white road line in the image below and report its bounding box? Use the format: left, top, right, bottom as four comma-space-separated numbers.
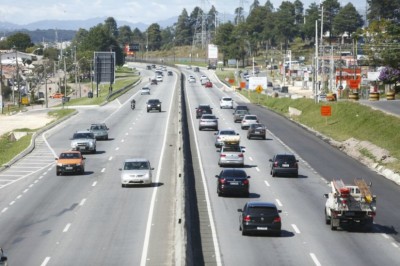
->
79, 198, 87, 206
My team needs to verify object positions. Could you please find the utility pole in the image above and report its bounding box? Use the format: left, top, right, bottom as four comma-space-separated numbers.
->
0, 52, 3, 113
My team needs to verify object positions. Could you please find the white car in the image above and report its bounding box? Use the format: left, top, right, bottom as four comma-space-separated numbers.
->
220, 97, 233, 109
188, 76, 196, 83
156, 75, 163, 82
120, 158, 154, 187
141, 87, 150, 95
241, 115, 259, 129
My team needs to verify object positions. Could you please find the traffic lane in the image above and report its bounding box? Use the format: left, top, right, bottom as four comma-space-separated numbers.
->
360, 99, 400, 117
187, 85, 400, 265
246, 103, 400, 240
39, 79, 177, 265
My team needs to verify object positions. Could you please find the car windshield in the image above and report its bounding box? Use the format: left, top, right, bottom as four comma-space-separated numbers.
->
149, 100, 160, 104
220, 130, 236, 135
60, 153, 80, 159
236, 110, 249, 114
221, 169, 247, 178
202, 115, 216, 119
222, 98, 232, 101
245, 116, 257, 120
247, 207, 277, 215
73, 133, 94, 139
276, 155, 296, 163
222, 145, 242, 152
124, 161, 149, 170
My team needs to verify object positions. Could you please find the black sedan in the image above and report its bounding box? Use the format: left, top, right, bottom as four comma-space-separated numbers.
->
269, 153, 299, 177
196, 104, 213, 119
238, 202, 282, 236
215, 169, 250, 197
146, 99, 162, 112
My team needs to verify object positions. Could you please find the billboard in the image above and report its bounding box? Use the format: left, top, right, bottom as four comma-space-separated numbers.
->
248, 77, 267, 91
94, 52, 115, 84
208, 44, 218, 59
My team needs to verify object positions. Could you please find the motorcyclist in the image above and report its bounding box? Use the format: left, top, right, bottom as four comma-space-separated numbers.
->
131, 99, 136, 109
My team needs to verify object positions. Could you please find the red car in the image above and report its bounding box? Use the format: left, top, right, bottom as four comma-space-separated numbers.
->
205, 81, 213, 88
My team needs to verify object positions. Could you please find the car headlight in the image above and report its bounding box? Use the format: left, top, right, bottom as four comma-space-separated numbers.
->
157, 104, 160, 106
147, 104, 151, 107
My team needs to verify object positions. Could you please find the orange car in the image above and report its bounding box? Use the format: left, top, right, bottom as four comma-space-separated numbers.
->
50, 92, 64, 98
56, 151, 85, 175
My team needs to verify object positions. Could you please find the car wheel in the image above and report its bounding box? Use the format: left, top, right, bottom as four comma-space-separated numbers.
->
121, 184, 125, 188
330, 217, 337, 230
159, 109, 161, 112
199, 127, 202, 131
325, 210, 330, 225
56, 171, 61, 176
92, 149, 96, 154
241, 126, 244, 129
147, 109, 149, 112
247, 135, 250, 139
242, 228, 247, 236
272, 171, 276, 177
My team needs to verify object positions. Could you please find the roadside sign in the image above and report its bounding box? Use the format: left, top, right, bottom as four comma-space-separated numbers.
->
249, 76, 267, 91
255, 85, 263, 94
321, 105, 332, 116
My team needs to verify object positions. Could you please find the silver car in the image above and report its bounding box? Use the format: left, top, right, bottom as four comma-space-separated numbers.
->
88, 123, 109, 140
241, 115, 259, 129
218, 144, 245, 167
70, 131, 97, 154
120, 158, 154, 187
199, 114, 218, 131
141, 87, 151, 95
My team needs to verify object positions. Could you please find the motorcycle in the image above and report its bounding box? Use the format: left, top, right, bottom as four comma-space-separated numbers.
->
131, 101, 135, 110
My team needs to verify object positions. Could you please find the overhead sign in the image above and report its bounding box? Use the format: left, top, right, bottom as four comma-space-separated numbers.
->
321, 105, 332, 116
208, 44, 218, 59
248, 76, 267, 91
94, 52, 115, 84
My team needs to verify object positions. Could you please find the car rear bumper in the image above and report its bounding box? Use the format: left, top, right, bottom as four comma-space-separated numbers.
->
57, 165, 83, 174
219, 159, 244, 166
273, 168, 298, 176
242, 223, 281, 235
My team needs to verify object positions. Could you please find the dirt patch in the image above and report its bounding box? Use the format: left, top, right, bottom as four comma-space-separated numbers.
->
338, 138, 397, 165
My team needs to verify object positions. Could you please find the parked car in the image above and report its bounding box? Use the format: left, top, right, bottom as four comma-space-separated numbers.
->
233, 109, 250, 123
220, 97, 233, 109
196, 104, 213, 119
55, 151, 86, 175
238, 202, 282, 236
70, 130, 96, 154
146, 99, 162, 112
269, 153, 299, 177
215, 168, 250, 197
218, 143, 245, 167
199, 114, 218, 131
241, 115, 259, 129
214, 129, 240, 148
141, 87, 151, 95
88, 123, 109, 140
119, 158, 154, 187
247, 123, 267, 140
50, 92, 64, 98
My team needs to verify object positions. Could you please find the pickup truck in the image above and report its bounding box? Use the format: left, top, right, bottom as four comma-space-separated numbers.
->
214, 129, 240, 148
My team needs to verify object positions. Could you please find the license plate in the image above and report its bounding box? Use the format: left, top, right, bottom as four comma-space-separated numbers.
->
255, 131, 261, 134
257, 227, 268, 230
230, 182, 239, 185
66, 167, 73, 170
282, 163, 289, 167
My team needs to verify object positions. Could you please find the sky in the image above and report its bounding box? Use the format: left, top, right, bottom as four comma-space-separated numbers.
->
0, 0, 365, 25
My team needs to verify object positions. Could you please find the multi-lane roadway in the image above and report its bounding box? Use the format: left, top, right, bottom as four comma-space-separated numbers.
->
0, 63, 399, 266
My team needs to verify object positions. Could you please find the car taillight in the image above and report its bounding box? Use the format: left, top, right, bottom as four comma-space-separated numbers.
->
368, 211, 376, 217
242, 179, 249, 185
217, 137, 221, 140
220, 178, 226, 184
273, 161, 278, 166
273, 216, 281, 223
242, 120, 247, 123
220, 154, 226, 157
244, 215, 251, 222
238, 154, 244, 158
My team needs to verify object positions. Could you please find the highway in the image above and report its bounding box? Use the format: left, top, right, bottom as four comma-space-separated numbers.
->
183, 67, 400, 266
0, 66, 182, 265
0, 63, 399, 266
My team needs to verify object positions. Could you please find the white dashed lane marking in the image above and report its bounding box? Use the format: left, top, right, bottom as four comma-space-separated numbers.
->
291, 224, 301, 234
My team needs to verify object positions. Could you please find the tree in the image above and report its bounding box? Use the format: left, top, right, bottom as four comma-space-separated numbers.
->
303, 3, 320, 40
104, 17, 119, 38
234, 7, 245, 25
214, 22, 235, 64
118, 25, 133, 45
246, 5, 268, 56
322, 0, 341, 44
6, 32, 33, 51
333, 3, 363, 37
249, 0, 260, 13
274, 1, 297, 47
175, 9, 192, 46
367, 0, 400, 22
147, 23, 162, 51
